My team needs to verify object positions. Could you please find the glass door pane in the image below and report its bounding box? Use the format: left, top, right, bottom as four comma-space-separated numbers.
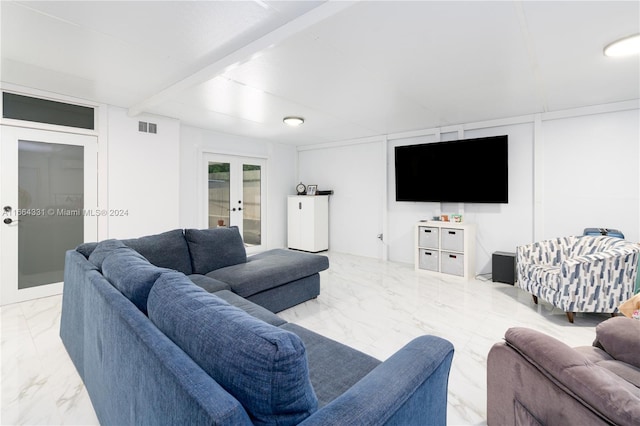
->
18, 141, 84, 289
208, 162, 230, 228
242, 164, 261, 246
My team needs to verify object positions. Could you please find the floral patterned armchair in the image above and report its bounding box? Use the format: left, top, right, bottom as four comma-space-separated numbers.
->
517, 235, 640, 323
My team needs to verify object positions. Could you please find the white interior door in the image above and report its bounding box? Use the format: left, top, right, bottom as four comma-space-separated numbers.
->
0, 126, 97, 305
203, 154, 266, 253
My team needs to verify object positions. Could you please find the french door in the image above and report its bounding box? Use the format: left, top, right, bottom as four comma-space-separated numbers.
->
203, 154, 266, 253
0, 126, 97, 305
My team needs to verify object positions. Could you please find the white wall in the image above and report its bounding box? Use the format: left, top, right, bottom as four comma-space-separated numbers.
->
298, 141, 384, 258
179, 125, 296, 249
105, 106, 180, 239
297, 103, 639, 277
540, 110, 639, 242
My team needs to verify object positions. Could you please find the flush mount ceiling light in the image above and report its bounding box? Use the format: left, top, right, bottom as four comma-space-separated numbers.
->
283, 116, 304, 127
604, 33, 640, 57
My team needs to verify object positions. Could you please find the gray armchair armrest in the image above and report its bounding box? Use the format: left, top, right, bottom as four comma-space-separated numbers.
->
503, 327, 640, 426
301, 335, 454, 426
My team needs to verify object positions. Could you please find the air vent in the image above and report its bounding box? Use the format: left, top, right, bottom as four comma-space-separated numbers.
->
138, 121, 157, 134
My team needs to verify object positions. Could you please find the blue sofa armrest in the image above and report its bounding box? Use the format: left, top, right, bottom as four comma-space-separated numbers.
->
60, 249, 101, 379
300, 335, 454, 426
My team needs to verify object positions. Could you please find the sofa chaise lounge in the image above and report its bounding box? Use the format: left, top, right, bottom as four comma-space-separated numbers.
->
60, 228, 455, 425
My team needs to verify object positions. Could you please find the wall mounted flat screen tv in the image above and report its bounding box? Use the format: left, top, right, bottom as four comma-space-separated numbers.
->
395, 135, 508, 203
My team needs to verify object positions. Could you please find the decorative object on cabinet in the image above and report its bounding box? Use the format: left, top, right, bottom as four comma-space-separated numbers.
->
296, 182, 306, 195
288, 195, 328, 253
415, 221, 476, 279
307, 185, 317, 196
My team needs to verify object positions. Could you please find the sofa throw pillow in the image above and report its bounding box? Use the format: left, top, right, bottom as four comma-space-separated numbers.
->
594, 316, 640, 368
102, 247, 170, 315
147, 272, 318, 425
76, 241, 98, 258
122, 229, 193, 275
185, 227, 247, 274
88, 239, 129, 270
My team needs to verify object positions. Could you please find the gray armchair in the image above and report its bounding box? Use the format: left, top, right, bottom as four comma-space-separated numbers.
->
487, 317, 640, 425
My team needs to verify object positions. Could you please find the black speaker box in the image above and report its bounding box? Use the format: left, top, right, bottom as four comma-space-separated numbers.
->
492, 251, 516, 285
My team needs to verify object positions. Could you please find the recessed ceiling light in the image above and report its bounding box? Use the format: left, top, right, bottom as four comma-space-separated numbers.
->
604, 33, 640, 57
283, 116, 304, 127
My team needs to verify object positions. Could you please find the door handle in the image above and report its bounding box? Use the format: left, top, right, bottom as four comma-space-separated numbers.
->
3, 206, 18, 224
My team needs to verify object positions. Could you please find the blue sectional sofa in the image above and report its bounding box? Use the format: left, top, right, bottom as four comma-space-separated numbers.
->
60, 228, 455, 425
74, 227, 328, 313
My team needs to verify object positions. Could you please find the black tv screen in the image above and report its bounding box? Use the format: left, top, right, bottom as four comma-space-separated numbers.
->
395, 135, 508, 203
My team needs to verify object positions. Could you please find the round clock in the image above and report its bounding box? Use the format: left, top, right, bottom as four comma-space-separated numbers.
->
296, 182, 306, 195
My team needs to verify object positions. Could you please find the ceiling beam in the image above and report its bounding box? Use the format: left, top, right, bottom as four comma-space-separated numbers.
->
128, 1, 356, 117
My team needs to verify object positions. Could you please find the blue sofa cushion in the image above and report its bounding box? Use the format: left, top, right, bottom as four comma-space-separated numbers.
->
148, 273, 318, 425
88, 239, 129, 269
122, 229, 193, 275
102, 247, 169, 315
207, 249, 329, 298
212, 290, 287, 327
187, 274, 231, 293
185, 227, 247, 274
280, 323, 381, 407
79, 229, 192, 275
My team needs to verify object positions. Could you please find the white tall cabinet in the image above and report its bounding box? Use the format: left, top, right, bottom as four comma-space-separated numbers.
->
287, 195, 329, 252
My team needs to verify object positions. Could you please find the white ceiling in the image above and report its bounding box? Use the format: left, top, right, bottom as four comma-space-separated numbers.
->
2, 1, 639, 146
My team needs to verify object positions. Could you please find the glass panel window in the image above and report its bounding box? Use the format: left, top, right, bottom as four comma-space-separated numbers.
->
243, 164, 261, 246
18, 140, 84, 289
208, 162, 230, 228
3, 92, 95, 130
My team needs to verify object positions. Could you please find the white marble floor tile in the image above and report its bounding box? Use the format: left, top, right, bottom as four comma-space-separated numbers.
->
279, 252, 603, 425
1, 295, 99, 426
1, 251, 605, 425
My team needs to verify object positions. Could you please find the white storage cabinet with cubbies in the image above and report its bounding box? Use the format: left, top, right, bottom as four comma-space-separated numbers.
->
414, 221, 476, 279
